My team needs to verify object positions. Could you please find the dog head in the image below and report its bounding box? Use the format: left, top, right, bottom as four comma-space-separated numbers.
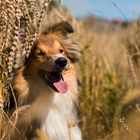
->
27, 22, 81, 94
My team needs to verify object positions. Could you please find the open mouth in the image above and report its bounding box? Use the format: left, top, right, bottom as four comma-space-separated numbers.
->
38, 70, 68, 94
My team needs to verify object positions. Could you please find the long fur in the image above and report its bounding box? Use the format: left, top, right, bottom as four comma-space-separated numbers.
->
9, 22, 82, 140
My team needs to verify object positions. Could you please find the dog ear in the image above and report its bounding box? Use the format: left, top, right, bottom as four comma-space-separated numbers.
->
63, 40, 82, 63
43, 21, 74, 36
66, 43, 82, 63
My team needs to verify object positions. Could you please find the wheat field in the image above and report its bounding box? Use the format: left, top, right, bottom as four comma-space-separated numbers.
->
1, 0, 140, 140
78, 18, 140, 140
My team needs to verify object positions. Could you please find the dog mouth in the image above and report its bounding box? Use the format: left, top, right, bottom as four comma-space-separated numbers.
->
38, 70, 68, 94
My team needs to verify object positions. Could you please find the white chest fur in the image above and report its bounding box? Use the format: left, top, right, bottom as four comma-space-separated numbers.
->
40, 92, 82, 140
25, 74, 82, 140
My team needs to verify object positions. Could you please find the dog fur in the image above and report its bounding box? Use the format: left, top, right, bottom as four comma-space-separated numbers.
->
10, 22, 82, 140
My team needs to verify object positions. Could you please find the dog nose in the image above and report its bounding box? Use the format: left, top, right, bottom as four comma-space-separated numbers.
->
55, 57, 67, 68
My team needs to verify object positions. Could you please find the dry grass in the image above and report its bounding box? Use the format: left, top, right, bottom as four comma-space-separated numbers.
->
78, 18, 140, 140
1, 0, 140, 140
0, 0, 53, 139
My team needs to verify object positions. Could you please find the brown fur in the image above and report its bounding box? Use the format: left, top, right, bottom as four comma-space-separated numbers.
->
7, 22, 81, 140
14, 32, 78, 105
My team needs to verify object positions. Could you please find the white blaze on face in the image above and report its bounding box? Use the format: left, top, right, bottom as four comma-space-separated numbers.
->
53, 40, 61, 48
54, 53, 64, 58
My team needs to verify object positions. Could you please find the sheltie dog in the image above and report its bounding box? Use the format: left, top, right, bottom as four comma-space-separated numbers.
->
10, 21, 82, 140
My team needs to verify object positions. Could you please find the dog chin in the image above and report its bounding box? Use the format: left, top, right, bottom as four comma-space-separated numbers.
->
38, 69, 68, 94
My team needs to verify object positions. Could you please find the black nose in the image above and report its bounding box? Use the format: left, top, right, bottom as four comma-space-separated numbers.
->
55, 57, 67, 68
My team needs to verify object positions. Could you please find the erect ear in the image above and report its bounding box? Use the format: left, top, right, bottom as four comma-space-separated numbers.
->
43, 21, 74, 36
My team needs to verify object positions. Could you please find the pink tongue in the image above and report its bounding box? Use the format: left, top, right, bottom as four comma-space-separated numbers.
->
53, 79, 68, 94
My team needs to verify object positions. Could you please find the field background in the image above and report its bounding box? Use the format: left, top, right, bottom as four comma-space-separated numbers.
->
78, 11, 140, 140
1, 0, 140, 140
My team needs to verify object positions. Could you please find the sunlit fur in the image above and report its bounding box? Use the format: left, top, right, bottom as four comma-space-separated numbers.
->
12, 31, 82, 140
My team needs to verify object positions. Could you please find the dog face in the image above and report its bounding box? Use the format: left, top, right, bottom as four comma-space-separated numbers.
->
26, 22, 81, 94
33, 35, 68, 72
28, 34, 70, 94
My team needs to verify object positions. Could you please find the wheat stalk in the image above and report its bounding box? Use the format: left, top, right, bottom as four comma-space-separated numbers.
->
26, 0, 51, 58
7, 0, 21, 81
0, 1, 53, 138
128, 55, 137, 85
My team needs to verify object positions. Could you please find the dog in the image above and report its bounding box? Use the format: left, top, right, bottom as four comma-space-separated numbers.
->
10, 21, 82, 140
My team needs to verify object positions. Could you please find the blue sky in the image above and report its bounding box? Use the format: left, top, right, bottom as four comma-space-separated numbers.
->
63, 0, 140, 20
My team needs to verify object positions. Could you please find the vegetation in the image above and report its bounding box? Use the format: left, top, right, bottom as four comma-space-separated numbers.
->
1, 0, 140, 140
0, 0, 53, 139
79, 18, 140, 140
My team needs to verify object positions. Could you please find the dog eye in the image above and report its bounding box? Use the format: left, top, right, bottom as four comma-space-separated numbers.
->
37, 51, 45, 56
59, 49, 64, 53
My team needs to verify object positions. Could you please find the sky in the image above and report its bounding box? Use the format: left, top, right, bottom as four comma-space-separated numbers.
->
63, 0, 140, 20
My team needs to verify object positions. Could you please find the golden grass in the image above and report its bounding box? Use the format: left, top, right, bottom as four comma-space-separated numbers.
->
1, 1, 140, 140
0, 0, 52, 139
78, 18, 140, 140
